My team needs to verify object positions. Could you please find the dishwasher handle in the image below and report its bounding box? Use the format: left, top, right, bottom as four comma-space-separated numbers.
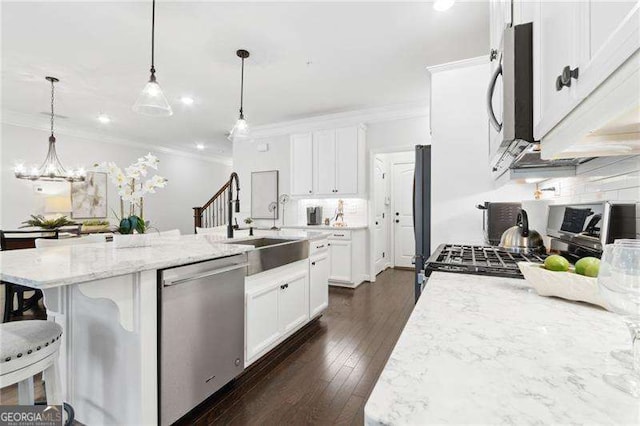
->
163, 262, 248, 287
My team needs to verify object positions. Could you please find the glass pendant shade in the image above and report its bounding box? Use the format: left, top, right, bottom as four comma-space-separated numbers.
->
228, 116, 250, 141
132, 76, 173, 116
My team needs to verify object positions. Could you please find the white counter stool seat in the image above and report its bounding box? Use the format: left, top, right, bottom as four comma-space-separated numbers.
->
0, 320, 62, 406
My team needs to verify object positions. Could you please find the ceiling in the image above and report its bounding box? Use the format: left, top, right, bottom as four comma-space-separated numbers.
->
1, 1, 489, 161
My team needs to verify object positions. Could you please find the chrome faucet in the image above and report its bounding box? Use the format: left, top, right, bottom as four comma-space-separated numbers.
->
227, 172, 240, 238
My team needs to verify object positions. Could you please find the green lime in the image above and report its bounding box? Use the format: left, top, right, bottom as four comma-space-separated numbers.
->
544, 254, 570, 272
575, 257, 600, 276
583, 261, 600, 278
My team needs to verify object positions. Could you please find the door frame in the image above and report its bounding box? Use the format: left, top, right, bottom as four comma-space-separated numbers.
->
367, 146, 415, 282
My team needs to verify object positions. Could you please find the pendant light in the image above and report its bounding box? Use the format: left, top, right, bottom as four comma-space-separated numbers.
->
14, 77, 85, 182
228, 49, 250, 141
133, 0, 172, 116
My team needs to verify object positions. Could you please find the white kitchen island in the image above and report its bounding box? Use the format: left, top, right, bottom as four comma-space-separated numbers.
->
0, 232, 328, 425
365, 272, 639, 425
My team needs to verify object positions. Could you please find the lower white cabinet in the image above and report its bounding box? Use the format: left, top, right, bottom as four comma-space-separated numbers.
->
245, 260, 313, 367
328, 240, 352, 282
325, 229, 368, 288
309, 252, 329, 318
279, 273, 308, 334
245, 284, 281, 362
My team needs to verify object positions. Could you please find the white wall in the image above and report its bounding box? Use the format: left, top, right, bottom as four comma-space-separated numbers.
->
429, 59, 536, 250
0, 123, 231, 234
367, 116, 429, 153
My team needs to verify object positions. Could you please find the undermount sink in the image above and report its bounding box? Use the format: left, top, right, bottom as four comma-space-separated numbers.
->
231, 237, 298, 248
226, 237, 309, 275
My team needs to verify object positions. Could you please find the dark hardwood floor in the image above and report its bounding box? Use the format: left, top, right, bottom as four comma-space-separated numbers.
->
180, 268, 415, 426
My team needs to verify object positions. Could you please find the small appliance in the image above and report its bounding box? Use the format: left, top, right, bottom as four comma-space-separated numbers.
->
306, 206, 322, 225
476, 202, 522, 245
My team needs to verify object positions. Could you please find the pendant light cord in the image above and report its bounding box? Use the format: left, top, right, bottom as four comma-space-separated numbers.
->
150, 0, 156, 74
50, 78, 55, 137
239, 57, 245, 118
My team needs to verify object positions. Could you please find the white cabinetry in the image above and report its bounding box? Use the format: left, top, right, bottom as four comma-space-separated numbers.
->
309, 240, 329, 318
245, 260, 310, 366
328, 239, 352, 282
326, 229, 368, 288
278, 273, 308, 334
290, 133, 313, 195
290, 125, 365, 196
528, 0, 640, 158
314, 130, 337, 194
245, 284, 280, 362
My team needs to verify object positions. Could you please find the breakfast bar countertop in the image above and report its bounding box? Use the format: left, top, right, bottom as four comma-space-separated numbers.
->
365, 272, 639, 425
0, 231, 328, 289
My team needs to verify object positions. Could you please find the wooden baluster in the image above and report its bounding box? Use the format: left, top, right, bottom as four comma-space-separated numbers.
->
193, 207, 203, 233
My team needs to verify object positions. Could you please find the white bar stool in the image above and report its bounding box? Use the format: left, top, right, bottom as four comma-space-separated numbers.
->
0, 320, 63, 405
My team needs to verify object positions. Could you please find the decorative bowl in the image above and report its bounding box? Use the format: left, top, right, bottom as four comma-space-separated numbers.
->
518, 262, 610, 310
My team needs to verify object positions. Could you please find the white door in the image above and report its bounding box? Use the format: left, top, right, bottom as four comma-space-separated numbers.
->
392, 162, 415, 268
328, 240, 352, 282
373, 157, 388, 275
279, 273, 309, 334
291, 133, 313, 195
314, 130, 336, 195
335, 127, 358, 195
246, 284, 281, 362
309, 253, 329, 318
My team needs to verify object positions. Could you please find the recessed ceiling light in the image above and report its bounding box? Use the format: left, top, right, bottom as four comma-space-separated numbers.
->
433, 0, 455, 11
97, 114, 111, 124
196, 143, 205, 150
180, 96, 194, 105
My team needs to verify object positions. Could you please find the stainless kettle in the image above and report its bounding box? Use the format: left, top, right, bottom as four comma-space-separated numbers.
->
499, 209, 545, 254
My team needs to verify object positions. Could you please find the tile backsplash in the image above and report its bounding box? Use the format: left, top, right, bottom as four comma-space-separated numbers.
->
292, 198, 368, 226
539, 155, 640, 204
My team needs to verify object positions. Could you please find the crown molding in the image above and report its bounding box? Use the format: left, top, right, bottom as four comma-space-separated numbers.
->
0, 110, 232, 166
248, 102, 429, 139
426, 56, 488, 75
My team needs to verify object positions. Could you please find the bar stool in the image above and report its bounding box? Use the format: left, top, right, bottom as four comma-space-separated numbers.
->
0, 320, 62, 404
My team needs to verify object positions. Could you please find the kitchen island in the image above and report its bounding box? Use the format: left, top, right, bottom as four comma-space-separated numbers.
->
0, 231, 327, 425
365, 272, 639, 425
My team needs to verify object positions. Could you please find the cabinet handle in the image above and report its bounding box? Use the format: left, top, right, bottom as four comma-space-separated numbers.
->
309, 190, 312, 193
395, 219, 399, 223
280, 284, 285, 289
556, 65, 579, 91
312, 261, 316, 266
375, 221, 379, 225
285, 284, 289, 289
334, 234, 344, 237
316, 244, 325, 249
489, 48, 498, 62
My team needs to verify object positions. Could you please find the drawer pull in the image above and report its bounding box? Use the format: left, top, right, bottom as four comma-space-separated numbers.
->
316, 244, 325, 249
556, 65, 579, 91
334, 234, 344, 237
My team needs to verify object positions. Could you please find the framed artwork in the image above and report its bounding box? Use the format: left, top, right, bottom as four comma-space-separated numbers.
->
71, 172, 108, 219
251, 170, 279, 219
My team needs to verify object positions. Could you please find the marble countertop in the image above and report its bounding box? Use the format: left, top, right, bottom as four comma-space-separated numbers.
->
0, 231, 327, 289
365, 272, 639, 425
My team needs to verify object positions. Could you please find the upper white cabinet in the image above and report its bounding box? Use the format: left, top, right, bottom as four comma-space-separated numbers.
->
290, 133, 314, 195
527, 0, 640, 158
335, 127, 359, 194
290, 125, 365, 197
314, 129, 337, 194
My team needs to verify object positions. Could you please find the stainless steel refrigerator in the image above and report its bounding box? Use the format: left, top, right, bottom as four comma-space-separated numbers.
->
413, 145, 431, 302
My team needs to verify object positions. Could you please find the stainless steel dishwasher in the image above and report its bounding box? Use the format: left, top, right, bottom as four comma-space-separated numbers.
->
160, 253, 247, 426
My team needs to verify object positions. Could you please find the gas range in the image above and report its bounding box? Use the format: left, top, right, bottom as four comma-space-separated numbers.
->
425, 244, 547, 279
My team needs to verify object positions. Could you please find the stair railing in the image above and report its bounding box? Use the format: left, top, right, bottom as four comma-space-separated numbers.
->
193, 181, 230, 233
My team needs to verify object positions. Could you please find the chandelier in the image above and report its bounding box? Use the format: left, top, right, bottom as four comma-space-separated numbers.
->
14, 76, 85, 182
